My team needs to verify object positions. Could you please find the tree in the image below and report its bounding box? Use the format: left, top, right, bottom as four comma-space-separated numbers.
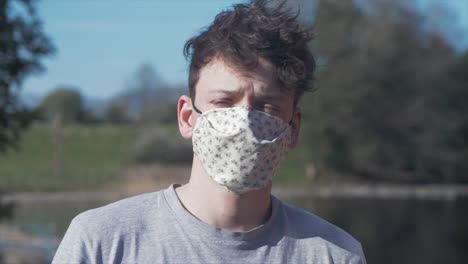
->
0, 0, 55, 152
104, 98, 132, 124
305, 0, 466, 183
125, 63, 166, 122
436, 51, 468, 180
118, 63, 183, 124
38, 87, 84, 123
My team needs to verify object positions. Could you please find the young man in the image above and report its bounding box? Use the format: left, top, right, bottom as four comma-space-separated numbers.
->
53, 1, 366, 263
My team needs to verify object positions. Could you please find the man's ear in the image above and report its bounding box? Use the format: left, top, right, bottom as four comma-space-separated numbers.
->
289, 106, 302, 149
177, 95, 194, 140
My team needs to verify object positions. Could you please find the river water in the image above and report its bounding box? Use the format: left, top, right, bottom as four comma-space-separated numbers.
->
2, 195, 468, 264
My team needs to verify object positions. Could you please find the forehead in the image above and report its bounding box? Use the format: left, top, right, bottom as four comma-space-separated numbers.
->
195, 58, 293, 98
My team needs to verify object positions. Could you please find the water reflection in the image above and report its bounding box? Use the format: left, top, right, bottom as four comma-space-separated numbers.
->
4, 201, 107, 239
288, 197, 468, 264
0, 201, 107, 264
1, 197, 467, 264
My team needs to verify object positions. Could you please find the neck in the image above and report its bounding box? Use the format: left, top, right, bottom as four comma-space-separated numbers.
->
175, 157, 272, 232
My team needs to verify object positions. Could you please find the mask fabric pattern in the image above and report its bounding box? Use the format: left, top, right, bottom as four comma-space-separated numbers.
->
192, 106, 291, 193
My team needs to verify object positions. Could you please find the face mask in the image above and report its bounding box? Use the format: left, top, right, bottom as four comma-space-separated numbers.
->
192, 106, 292, 193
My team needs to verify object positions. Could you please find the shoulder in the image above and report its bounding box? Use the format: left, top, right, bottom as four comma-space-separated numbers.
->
277, 198, 365, 262
53, 189, 170, 263
72, 190, 165, 235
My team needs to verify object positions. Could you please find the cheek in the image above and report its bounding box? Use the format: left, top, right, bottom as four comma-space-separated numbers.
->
279, 103, 296, 123
288, 114, 299, 136
190, 113, 201, 127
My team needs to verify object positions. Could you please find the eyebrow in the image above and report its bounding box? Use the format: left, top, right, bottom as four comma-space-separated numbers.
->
208, 89, 284, 100
255, 93, 284, 102
208, 89, 243, 97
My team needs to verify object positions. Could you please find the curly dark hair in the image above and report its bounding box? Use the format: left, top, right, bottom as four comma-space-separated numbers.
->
183, 0, 315, 105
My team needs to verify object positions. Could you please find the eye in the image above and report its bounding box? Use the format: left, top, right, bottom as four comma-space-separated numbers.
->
212, 99, 233, 108
257, 104, 280, 114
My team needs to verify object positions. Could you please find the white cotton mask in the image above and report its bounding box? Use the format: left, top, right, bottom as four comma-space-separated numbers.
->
192, 106, 292, 193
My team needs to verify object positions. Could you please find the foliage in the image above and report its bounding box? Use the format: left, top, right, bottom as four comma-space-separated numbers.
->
130, 125, 193, 165
305, 0, 468, 183
115, 63, 184, 125
104, 98, 132, 124
37, 87, 84, 123
0, 0, 55, 152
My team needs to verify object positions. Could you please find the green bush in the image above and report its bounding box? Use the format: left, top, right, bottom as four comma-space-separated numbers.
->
38, 87, 83, 123
131, 127, 193, 165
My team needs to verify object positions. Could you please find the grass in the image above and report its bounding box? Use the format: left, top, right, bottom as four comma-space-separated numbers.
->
0, 123, 138, 191
0, 120, 322, 192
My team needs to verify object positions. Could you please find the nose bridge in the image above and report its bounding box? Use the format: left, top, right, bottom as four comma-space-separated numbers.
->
238, 96, 253, 110
237, 84, 256, 109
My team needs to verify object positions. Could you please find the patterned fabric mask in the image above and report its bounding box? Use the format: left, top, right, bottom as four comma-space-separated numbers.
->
192, 106, 292, 193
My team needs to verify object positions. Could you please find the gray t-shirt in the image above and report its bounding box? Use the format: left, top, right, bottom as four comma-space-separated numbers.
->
53, 185, 366, 264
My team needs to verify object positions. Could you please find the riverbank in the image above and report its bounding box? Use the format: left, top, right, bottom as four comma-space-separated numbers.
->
273, 184, 468, 200
3, 184, 468, 205
2, 164, 468, 205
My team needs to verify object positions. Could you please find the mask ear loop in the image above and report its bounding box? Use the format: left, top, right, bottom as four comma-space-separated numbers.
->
288, 105, 296, 125
288, 115, 294, 126
191, 98, 203, 114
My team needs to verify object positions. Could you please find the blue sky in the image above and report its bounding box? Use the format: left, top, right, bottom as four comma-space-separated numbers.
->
23, 1, 247, 100
22, 0, 468, 100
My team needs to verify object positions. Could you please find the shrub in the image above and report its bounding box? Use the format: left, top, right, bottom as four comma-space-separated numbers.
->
131, 127, 192, 165
37, 87, 83, 123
